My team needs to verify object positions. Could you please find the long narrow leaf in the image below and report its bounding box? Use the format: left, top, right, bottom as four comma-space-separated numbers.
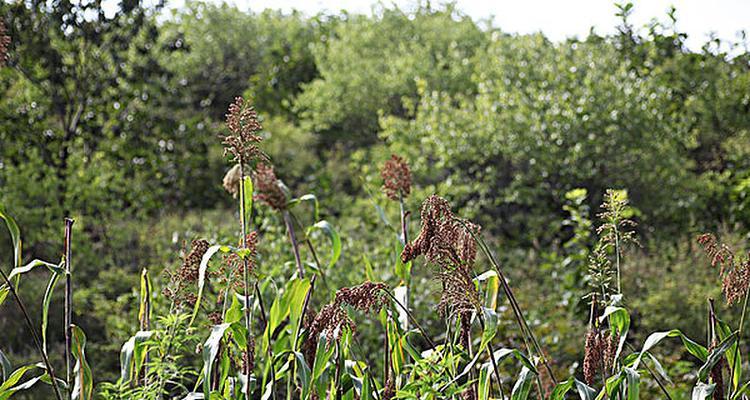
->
71, 325, 93, 400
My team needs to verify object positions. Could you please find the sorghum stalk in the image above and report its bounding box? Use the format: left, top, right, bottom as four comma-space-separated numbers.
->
238, 164, 257, 400
399, 193, 411, 330
382, 289, 435, 348
457, 218, 557, 384
0, 267, 64, 400
64, 217, 74, 399
282, 210, 304, 278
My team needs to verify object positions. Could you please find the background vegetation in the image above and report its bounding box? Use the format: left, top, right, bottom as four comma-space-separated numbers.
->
1, 0, 749, 398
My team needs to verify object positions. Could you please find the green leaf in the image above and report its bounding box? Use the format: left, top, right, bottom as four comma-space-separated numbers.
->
698, 332, 737, 381
8, 259, 65, 281
190, 244, 228, 325
119, 331, 153, 384
306, 221, 341, 270
202, 324, 231, 398
633, 329, 707, 369
510, 366, 535, 400
475, 270, 499, 310
0, 350, 10, 384
692, 382, 715, 400
716, 317, 741, 390
480, 307, 498, 351
293, 352, 312, 399
288, 194, 319, 222
41, 271, 62, 357
600, 306, 630, 364
138, 268, 152, 326
71, 325, 93, 400
623, 367, 640, 400
241, 175, 254, 228
478, 364, 491, 400
0, 206, 22, 270
0, 364, 45, 400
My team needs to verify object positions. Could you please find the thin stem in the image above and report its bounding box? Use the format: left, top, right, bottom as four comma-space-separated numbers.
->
382, 289, 436, 348
730, 290, 750, 397
457, 218, 557, 385
239, 164, 257, 400
64, 217, 74, 399
477, 315, 505, 400
624, 342, 673, 400
0, 268, 64, 400
398, 194, 411, 332
283, 210, 304, 278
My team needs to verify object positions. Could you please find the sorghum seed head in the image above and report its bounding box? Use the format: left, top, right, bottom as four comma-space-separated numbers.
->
305, 282, 388, 347
253, 163, 287, 210
698, 233, 735, 274
222, 97, 268, 165
583, 329, 604, 385
723, 262, 750, 306
401, 195, 480, 269
381, 154, 412, 201
436, 266, 481, 316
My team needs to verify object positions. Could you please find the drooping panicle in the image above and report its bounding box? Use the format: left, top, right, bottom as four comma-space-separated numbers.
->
401, 195, 480, 269
381, 154, 412, 201
222, 97, 268, 165
253, 163, 287, 210
305, 281, 388, 346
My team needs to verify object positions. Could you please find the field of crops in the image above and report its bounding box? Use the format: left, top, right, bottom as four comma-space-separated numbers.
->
1, 1, 750, 399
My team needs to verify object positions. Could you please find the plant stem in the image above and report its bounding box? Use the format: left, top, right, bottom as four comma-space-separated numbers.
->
730, 290, 750, 397
0, 267, 64, 400
63, 217, 74, 400
382, 289, 435, 348
457, 218, 557, 384
283, 210, 304, 278
399, 194, 410, 319
239, 163, 255, 400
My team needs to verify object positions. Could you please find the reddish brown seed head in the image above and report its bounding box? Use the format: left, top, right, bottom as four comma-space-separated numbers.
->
222, 97, 268, 165
253, 163, 287, 210
381, 154, 412, 201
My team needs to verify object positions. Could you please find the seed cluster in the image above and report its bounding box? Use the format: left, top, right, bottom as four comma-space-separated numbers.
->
582, 329, 618, 385
698, 233, 750, 305
253, 163, 287, 210
0, 18, 9, 67
164, 239, 210, 307
380, 154, 412, 201
222, 97, 268, 165
306, 281, 388, 346
401, 195, 480, 268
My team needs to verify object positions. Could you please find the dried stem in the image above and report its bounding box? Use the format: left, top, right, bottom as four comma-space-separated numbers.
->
63, 217, 74, 399
382, 289, 435, 348
283, 210, 304, 278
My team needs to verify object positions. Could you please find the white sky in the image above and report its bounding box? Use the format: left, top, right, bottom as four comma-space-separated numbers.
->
110, 0, 749, 53
181, 0, 749, 51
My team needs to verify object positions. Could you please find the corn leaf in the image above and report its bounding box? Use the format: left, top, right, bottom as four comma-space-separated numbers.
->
71, 325, 93, 400
306, 221, 341, 270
